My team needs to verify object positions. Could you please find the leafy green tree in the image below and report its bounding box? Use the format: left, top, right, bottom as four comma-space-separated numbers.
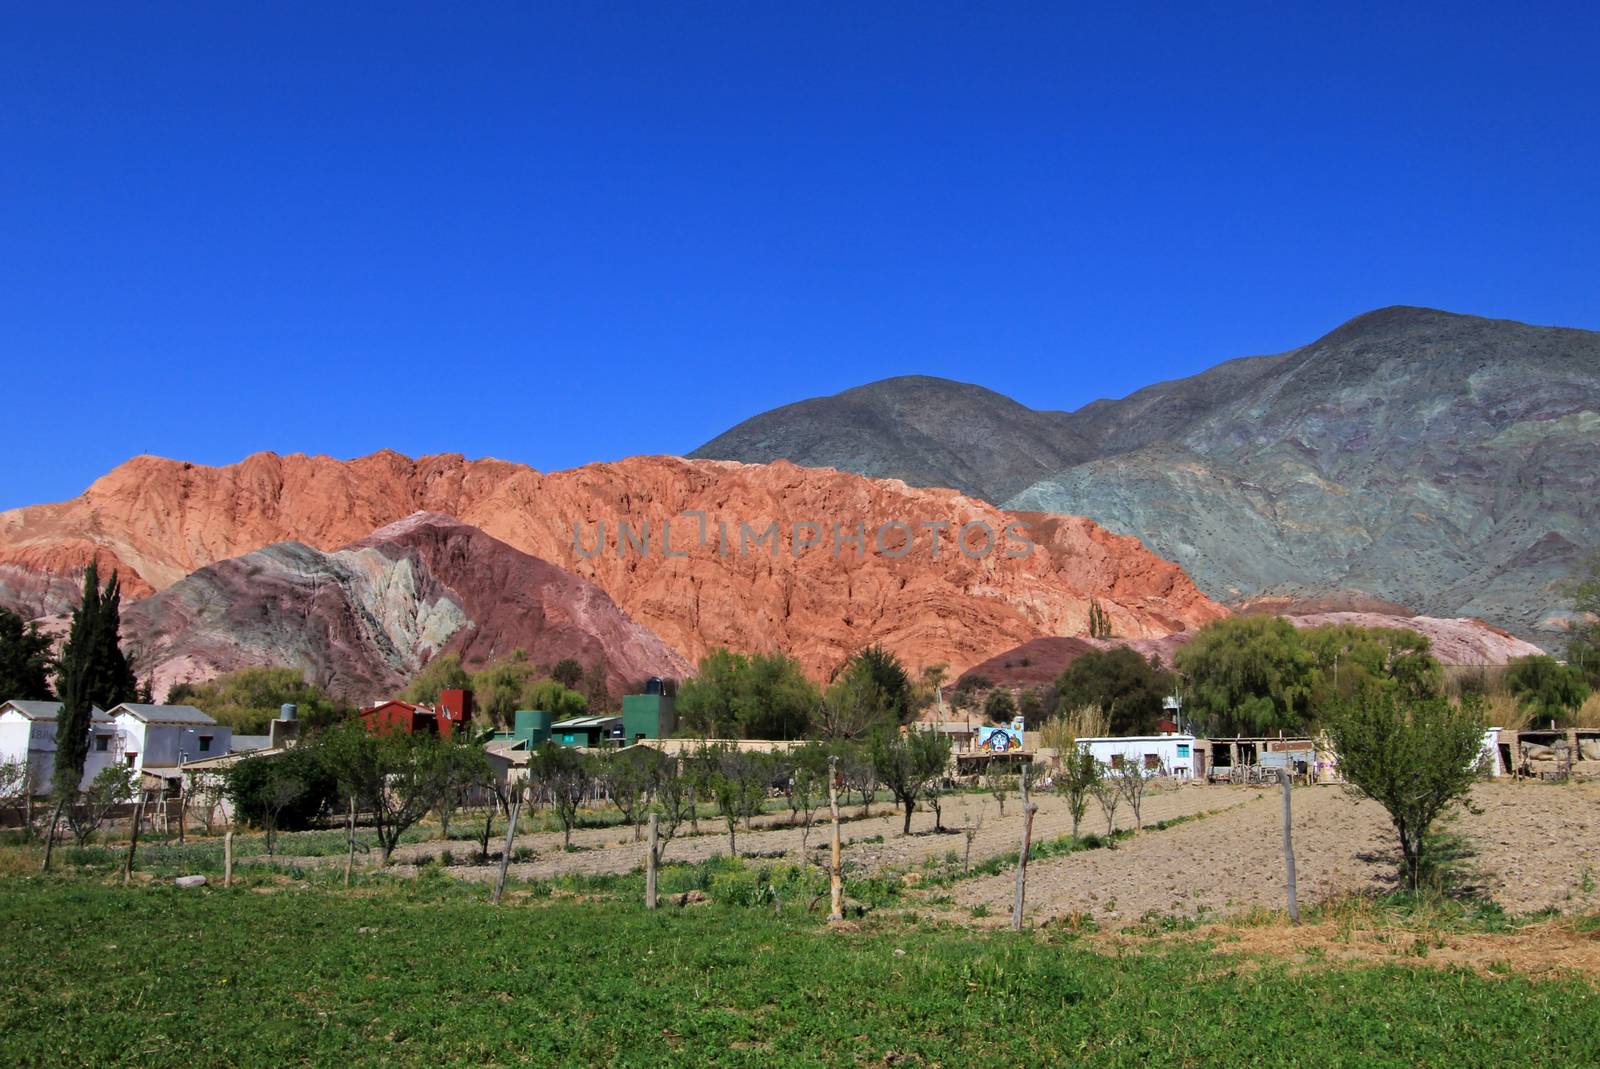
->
841, 645, 914, 725
675, 648, 818, 739
402, 652, 473, 705
1055, 746, 1100, 842
522, 678, 588, 720
65, 765, 135, 847
1054, 647, 1174, 735
0, 607, 53, 700
983, 688, 1017, 724
707, 744, 772, 855
1172, 616, 1316, 736
819, 659, 896, 739
599, 746, 664, 842
869, 728, 953, 835
1504, 655, 1590, 726
317, 725, 464, 863
52, 563, 137, 800
550, 659, 584, 689
1324, 689, 1488, 891
168, 667, 349, 733
225, 744, 339, 853
1565, 552, 1600, 688
471, 651, 540, 728
1300, 624, 1441, 707
526, 742, 593, 850
1016, 687, 1046, 725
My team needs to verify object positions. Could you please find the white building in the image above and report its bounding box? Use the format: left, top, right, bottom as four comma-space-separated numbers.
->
1076, 734, 1198, 780
0, 700, 122, 791
108, 704, 230, 778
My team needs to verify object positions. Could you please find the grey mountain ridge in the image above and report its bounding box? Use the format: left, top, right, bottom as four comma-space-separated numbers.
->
692, 307, 1600, 645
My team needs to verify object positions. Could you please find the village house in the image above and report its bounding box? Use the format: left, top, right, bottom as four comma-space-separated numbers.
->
0, 700, 120, 790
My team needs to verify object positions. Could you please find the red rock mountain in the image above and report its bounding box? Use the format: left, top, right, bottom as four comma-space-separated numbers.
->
0, 451, 1227, 678
117, 512, 692, 703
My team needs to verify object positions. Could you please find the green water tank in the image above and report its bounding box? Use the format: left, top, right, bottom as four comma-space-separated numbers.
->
514, 709, 553, 746
622, 694, 676, 742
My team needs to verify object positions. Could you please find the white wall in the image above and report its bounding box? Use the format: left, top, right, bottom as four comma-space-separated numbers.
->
1077, 735, 1198, 779
114, 716, 231, 773
0, 711, 125, 791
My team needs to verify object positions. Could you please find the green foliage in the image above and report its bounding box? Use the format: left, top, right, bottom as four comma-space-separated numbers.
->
677, 648, 819, 739
1173, 616, 1317, 736
1566, 552, 1600, 688
819, 657, 896, 738
469, 651, 539, 727
705, 743, 774, 854
869, 728, 952, 835
522, 678, 588, 720
168, 667, 348, 734
1055, 745, 1101, 841
983, 687, 1016, 723
225, 744, 339, 844
316, 725, 479, 863
1053, 647, 1173, 735
842, 644, 914, 724
1300, 623, 1442, 706
1325, 689, 1488, 891
52, 562, 137, 798
549, 658, 584, 689
1087, 598, 1113, 639
1504, 654, 1590, 726
402, 652, 472, 705
64, 764, 135, 847
0, 607, 53, 701
526, 742, 594, 849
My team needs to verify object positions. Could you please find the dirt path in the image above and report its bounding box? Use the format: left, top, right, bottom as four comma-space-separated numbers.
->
953, 781, 1600, 925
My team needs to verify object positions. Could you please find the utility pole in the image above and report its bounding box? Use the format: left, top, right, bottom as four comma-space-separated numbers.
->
1011, 761, 1038, 931
1281, 771, 1299, 924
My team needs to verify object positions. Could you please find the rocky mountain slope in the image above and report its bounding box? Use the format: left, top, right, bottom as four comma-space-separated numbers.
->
117, 513, 692, 704
692, 376, 1095, 502
0, 452, 1227, 680
694, 308, 1600, 642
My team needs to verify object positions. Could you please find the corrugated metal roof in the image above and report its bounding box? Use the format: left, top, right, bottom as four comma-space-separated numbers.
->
550, 715, 622, 730
112, 703, 219, 726
1, 700, 112, 722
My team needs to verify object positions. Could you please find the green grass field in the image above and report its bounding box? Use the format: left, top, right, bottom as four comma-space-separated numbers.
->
1, 875, 1596, 1068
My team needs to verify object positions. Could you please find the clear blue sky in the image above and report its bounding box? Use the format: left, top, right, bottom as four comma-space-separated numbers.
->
4, 3, 1597, 509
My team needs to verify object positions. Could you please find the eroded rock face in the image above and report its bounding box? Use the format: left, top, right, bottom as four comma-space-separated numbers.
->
120, 513, 692, 703
0, 452, 1227, 678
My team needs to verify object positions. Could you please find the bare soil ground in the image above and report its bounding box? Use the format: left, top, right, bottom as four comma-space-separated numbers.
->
384, 784, 1232, 884
953, 781, 1600, 925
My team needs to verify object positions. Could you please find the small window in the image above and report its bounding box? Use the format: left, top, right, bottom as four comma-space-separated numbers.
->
95, 735, 110, 752
1110, 754, 1124, 769
1177, 744, 1191, 758
1144, 754, 1161, 770
125, 753, 138, 767
198, 735, 213, 753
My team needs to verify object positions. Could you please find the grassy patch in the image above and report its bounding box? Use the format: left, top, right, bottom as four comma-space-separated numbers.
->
0, 878, 1597, 1067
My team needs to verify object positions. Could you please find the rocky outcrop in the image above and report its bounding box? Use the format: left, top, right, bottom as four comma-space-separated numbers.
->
0, 452, 1227, 679
690, 307, 1600, 645
120, 513, 692, 703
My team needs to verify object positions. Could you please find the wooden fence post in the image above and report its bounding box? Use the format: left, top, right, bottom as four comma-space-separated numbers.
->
827, 756, 843, 921
122, 791, 147, 887
493, 796, 522, 905
1281, 771, 1299, 924
1011, 762, 1037, 931
343, 795, 357, 889
646, 814, 660, 909
223, 829, 234, 887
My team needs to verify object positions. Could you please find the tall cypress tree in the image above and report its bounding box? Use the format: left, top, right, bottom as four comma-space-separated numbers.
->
51, 562, 137, 798
0, 607, 54, 700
